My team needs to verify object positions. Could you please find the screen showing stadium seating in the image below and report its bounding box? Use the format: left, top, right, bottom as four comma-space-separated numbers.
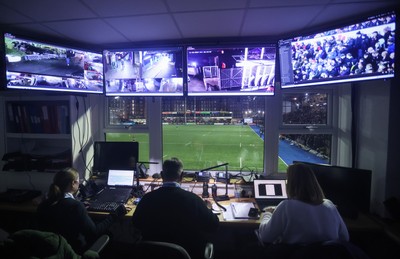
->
187, 45, 276, 96
103, 47, 183, 96
279, 11, 396, 88
4, 32, 104, 94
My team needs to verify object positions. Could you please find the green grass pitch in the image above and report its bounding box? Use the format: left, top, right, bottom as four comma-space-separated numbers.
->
106, 124, 287, 173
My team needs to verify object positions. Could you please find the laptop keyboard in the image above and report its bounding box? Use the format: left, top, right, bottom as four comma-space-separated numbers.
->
88, 201, 121, 212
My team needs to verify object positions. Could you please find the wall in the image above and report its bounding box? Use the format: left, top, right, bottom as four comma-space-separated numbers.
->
71, 95, 103, 180
386, 76, 400, 201
355, 80, 391, 216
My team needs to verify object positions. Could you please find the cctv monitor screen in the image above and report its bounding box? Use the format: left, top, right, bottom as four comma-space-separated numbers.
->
4, 32, 104, 94
279, 11, 396, 88
187, 45, 276, 96
103, 47, 184, 96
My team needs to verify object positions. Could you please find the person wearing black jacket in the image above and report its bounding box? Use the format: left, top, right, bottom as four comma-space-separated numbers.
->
36, 167, 126, 254
131, 157, 219, 259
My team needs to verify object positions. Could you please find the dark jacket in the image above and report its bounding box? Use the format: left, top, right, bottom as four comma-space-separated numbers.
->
131, 186, 219, 258
37, 198, 114, 253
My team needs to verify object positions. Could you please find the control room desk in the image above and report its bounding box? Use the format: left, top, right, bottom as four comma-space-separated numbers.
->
0, 196, 383, 232
0, 195, 385, 256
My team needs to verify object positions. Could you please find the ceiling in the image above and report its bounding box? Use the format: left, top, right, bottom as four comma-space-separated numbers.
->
0, 0, 397, 49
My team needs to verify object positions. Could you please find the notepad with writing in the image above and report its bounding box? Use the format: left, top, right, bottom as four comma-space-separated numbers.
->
230, 202, 258, 219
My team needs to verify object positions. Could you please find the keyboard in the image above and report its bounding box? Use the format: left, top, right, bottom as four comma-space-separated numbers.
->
88, 201, 121, 212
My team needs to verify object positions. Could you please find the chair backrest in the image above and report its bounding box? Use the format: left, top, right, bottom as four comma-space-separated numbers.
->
134, 240, 192, 259
0, 229, 109, 259
291, 240, 370, 259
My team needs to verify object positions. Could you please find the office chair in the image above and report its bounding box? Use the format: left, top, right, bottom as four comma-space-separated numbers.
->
134, 240, 214, 259
290, 240, 370, 259
254, 230, 368, 259
0, 229, 110, 259
134, 241, 191, 259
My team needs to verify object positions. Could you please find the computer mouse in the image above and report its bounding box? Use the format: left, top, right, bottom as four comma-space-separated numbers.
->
152, 173, 161, 179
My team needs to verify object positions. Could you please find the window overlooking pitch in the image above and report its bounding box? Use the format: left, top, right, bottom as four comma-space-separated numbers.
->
282, 93, 328, 125
108, 97, 146, 126
162, 96, 268, 172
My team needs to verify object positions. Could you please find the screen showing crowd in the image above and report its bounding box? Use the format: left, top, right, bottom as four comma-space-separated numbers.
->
280, 11, 396, 88
103, 48, 184, 96
187, 45, 276, 96
4, 33, 104, 94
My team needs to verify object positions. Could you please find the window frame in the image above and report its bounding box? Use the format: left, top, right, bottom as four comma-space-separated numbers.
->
103, 86, 343, 176
277, 86, 338, 172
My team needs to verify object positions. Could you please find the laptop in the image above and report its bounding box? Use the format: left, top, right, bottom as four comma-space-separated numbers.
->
254, 179, 288, 210
91, 169, 135, 204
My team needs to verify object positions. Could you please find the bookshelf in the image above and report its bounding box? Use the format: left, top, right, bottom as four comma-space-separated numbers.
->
2, 96, 74, 173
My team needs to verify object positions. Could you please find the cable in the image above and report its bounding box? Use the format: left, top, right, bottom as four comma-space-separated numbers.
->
144, 178, 161, 193
211, 184, 227, 212
190, 180, 198, 193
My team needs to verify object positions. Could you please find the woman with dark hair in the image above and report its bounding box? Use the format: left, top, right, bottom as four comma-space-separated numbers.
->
37, 167, 126, 253
258, 163, 349, 245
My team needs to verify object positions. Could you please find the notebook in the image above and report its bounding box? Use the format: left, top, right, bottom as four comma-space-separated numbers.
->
92, 169, 135, 204
230, 202, 258, 219
254, 179, 288, 210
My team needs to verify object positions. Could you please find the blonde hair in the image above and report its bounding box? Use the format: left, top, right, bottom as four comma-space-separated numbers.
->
46, 167, 79, 203
286, 163, 325, 205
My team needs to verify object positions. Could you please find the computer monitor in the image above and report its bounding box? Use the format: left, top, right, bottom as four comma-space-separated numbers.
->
103, 47, 184, 96
187, 44, 276, 96
93, 141, 139, 173
3, 32, 104, 94
279, 11, 396, 89
293, 161, 372, 219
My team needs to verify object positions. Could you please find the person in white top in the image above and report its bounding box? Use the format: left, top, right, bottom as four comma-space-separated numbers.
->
258, 163, 349, 245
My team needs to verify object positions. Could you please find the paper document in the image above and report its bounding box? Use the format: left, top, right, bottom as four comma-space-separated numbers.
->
230, 202, 258, 219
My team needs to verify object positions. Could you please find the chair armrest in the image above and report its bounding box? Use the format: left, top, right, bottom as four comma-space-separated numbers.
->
88, 234, 110, 253
204, 242, 214, 259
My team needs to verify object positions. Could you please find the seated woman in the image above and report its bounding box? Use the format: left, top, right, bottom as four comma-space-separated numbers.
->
256, 163, 350, 257
36, 167, 126, 254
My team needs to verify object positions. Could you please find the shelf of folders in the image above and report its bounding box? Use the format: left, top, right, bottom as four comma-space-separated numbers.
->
5, 100, 71, 134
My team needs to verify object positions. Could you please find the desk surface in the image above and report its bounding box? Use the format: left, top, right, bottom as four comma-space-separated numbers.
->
0, 191, 383, 233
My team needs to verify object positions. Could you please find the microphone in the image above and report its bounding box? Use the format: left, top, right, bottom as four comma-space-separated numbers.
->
202, 182, 209, 198
199, 163, 229, 172
211, 184, 218, 197
211, 184, 226, 211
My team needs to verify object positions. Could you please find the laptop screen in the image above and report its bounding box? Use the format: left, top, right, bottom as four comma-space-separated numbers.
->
107, 169, 135, 187
254, 180, 288, 199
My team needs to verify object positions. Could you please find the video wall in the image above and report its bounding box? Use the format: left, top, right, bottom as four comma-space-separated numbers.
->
187, 45, 276, 96
1, 10, 396, 96
279, 11, 396, 88
103, 48, 184, 96
4, 33, 104, 94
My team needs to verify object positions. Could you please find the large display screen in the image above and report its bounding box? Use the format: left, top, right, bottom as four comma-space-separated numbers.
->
103, 48, 183, 96
279, 11, 396, 88
4, 33, 104, 94
187, 45, 276, 96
